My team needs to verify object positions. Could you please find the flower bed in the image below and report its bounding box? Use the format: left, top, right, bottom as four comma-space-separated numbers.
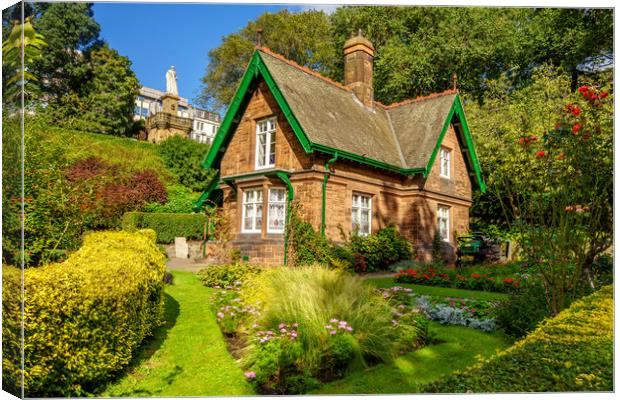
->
376, 286, 499, 332
394, 266, 527, 293
204, 265, 429, 394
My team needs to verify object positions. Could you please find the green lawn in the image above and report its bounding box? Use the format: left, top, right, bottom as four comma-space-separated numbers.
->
313, 322, 513, 394
367, 277, 509, 301
100, 271, 254, 397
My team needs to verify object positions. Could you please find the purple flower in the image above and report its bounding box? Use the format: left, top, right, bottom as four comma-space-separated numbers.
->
278, 323, 286, 329
280, 328, 287, 333
216, 312, 224, 319
346, 326, 353, 332
244, 371, 256, 380
330, 318, 339, 323
252, 324, 259, 329
290, 331, 298, 338
338, 320, 347, 327
266, 330, 274, 335
325, 325, 333, 329
329, 330, 337, 335
292, 323, 299, 328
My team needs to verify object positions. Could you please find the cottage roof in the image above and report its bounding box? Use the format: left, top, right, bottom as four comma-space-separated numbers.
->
202, 48, 484, 191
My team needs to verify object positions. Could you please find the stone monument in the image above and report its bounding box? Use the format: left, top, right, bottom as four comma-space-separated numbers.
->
146, 66, 192, 143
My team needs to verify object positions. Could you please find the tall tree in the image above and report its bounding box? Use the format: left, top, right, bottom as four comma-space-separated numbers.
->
31, 2, 101, 103
198, 9, 336, 109
79, 44, 140, 135
200, 6, 613, 107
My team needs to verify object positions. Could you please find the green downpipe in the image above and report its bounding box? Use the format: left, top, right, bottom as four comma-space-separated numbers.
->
276, 172, 294, 265
321, 152, 339, 237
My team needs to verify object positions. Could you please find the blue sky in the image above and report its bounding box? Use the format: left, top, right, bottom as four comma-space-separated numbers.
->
93, 3, 335, 108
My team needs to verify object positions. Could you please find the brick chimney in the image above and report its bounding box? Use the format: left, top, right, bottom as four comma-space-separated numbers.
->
343, 29, 374, 107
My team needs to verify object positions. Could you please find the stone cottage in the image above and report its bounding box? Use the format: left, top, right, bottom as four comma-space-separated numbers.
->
196, 32, 486, 266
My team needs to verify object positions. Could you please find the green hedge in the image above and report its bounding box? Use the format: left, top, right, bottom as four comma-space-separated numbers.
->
2, 230, 166, 396
425, 285, 613, 392
122, 211, 207, 243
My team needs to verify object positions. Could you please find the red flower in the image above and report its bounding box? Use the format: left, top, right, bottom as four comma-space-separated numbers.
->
471, 273, 481, 279
529, 135, 538, 142
535, 151, 546, 158
423, 274, 430, 280
503, 277, 515, 284
578, 85, 589, 93
572, 123, 581, 134
571, 106, 581, 116
600, 91, 609, 99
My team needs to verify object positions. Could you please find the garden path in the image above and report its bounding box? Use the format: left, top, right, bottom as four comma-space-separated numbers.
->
101, 271, 254, 397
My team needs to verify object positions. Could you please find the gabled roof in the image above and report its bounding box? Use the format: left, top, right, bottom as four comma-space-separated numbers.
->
202, 48, 485, 192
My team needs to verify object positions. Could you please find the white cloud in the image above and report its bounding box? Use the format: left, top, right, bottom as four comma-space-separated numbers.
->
299, 4, 340, 15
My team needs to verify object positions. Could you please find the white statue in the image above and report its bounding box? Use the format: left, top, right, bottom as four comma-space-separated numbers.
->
166, 65, 179, 95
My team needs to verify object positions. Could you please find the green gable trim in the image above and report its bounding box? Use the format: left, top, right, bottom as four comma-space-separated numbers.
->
423, 95, 486, 193
200, 50, 485, 192
201, 51, 313, 171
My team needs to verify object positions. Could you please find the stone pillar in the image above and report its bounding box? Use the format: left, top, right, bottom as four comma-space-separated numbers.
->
161, 93, 180, 115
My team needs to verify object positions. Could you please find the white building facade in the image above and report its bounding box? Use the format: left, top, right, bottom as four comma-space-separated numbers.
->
134, 86, 220, 144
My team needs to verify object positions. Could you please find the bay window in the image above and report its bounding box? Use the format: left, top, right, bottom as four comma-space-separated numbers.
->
242, 188, 263, 233
267, 188, 287, 233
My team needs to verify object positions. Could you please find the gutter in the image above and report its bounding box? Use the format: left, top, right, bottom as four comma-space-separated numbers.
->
321, 152, 338, 237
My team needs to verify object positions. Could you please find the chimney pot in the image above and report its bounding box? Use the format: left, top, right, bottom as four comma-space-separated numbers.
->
343, 31, 374, 107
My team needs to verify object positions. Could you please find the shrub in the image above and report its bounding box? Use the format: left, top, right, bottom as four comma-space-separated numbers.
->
494, 281, 552, 338
157, 135, 214, 191
2, 230, 166, 397
145, 184, 200, 214
348, 225, 413, 271
198, 263, 263, 288
425, 285, 613, 392
122, 211, 207, 243
239, 265, 426, 393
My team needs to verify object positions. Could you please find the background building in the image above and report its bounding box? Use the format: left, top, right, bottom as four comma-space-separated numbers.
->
134, 86, 220, 144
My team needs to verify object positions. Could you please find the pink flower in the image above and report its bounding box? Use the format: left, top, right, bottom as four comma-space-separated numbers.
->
244, 371, 256, 380
330, 330, 337, 335
278, 323, 286, 329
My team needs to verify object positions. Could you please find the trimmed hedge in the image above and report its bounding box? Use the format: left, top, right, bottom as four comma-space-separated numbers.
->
425, 285, 613, 393
2, 230, 166, 396
122, 211, 207, 243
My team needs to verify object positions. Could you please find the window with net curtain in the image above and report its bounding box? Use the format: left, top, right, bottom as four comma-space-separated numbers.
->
352, 193, 371, 235
437, 205, 450, 241
268, 188, 286, 233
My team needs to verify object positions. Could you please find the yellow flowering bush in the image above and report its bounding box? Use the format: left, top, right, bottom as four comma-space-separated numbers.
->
2, 230, 166, 397
425, 285, 613, 392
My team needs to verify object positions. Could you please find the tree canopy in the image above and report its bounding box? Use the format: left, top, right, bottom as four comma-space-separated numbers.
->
198, 6, 613, 107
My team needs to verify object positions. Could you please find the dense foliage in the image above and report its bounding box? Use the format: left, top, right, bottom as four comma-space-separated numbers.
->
199, 7, 612, 107
2, 230, 167, 397
122, 212, 208, 244
470, 69, 613, 314
158, 135, 215, 191
425, 285, 613, 392
1, 120, 171, 266
287, 205, 412, 272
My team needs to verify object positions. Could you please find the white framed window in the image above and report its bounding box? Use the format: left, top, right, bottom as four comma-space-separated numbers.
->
256, 117, 276, 169
437, 205, 450, 242
267, 188, 287, 234
242, 188, 263, 233
352, 193, 372, 235
440, 147, 451, 179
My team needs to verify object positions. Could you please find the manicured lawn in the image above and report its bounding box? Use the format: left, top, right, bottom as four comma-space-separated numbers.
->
313, 322, 513, 394
367, 277, 509, 301
100, 271, 254, 397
